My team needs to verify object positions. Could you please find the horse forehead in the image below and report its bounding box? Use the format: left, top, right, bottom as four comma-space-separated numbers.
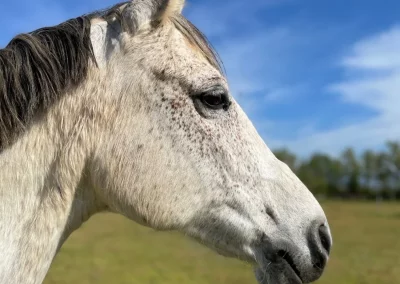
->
141, 27, 219, 75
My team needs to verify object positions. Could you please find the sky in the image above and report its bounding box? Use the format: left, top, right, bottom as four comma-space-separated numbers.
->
1, 0, 400, 157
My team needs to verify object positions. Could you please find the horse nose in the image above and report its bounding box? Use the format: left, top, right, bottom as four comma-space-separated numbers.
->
318, 224, 332, 255
308, 221, 332, 272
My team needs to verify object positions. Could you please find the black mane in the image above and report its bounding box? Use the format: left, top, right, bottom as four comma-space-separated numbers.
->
0, 3, 128, 150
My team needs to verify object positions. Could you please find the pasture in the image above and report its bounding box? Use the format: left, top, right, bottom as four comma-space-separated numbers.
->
44, 202, 400, 284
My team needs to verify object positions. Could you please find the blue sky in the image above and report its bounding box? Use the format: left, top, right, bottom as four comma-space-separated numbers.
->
1, 0, 400, 157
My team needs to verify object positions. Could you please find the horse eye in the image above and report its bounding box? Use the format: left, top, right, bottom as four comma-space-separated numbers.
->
199, 86, 230, 111
202, 93, 223, 106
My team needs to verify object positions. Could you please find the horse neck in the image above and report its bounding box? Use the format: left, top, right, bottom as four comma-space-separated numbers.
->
0, 88, 104, 284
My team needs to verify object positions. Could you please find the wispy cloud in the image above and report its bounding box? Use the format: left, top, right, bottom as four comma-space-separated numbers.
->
279, 25, 400, 157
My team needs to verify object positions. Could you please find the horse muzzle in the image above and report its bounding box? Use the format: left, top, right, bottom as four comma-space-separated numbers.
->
253, 222, 332, 284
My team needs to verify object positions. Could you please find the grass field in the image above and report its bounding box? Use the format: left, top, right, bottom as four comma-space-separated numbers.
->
44, 202, 400, 284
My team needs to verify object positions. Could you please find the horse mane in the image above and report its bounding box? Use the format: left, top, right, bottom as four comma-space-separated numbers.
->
0, 3, 127, 150
0, 1, 222, 151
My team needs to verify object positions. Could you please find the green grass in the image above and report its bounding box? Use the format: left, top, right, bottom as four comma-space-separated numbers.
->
44, 202, 400, 284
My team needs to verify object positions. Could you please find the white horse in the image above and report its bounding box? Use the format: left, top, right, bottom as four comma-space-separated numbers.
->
0, 1, 332, 283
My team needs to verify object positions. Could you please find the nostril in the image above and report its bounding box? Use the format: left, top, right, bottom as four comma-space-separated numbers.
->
318, 224, 332, 254
277, 249, 286, 258
308, 222, 331, 273
312, 253, 326, 270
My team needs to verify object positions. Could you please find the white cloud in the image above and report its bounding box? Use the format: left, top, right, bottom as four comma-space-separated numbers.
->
264, 84, 309, 103
341, 26, 400, 72
277, 26, 400, 157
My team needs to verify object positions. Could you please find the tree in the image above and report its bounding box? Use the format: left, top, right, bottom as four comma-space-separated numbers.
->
383, 141, 400, 199
297, 153, 343, 197
376, 152, 391, 197
386, 141, 400, 169
341, 148, 361, 197
272, 140, 400, 200
361, 150, 377, 191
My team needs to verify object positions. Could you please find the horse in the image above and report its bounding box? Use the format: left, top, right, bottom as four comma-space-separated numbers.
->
0, 1, 332, 283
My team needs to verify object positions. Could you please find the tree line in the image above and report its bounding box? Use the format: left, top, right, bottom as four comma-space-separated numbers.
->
273, 141, 400, 200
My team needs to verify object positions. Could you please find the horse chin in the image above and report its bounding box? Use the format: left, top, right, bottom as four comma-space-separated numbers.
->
254, 266, 303, 284
253, 247, 304, 284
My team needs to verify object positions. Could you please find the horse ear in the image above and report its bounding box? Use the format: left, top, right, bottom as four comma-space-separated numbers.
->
162, 0, 185, 15
123, 0, 186, 34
